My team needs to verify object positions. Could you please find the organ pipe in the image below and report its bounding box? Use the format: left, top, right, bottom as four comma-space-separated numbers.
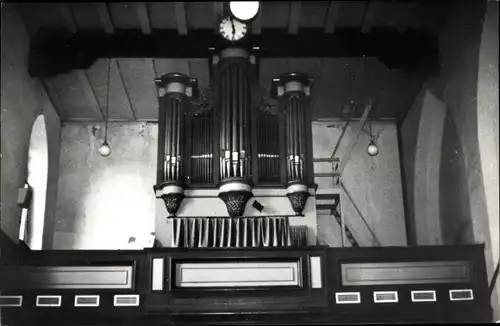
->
170, 216, 305, 248
274, 73, 313, 216
214, 48, 256, 217
154, 73, 198, 217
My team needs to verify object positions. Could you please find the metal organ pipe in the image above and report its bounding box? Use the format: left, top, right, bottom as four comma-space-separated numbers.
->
215, 47, 255, 217
154, 73, 198, 217
275, 73, 312, 216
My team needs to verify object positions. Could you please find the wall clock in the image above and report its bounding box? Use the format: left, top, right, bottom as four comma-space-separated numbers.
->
219, 16, 248, 42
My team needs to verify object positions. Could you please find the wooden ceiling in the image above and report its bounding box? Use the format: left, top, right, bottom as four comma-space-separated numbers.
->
14, 2, 444, 122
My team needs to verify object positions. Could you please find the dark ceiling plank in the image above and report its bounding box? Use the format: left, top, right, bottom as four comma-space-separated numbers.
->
115, 60, 138, 120
135, 2, 151, 34
324, 1, 341, 34
213, 2, 224, 32
174, 2, 188, 35
288, 1, 302, 34
96, 3, 115, 34
361, 0, 379, 34
58, 3, 78, 33
252, 14, 262, 34
76, 70, 106, 120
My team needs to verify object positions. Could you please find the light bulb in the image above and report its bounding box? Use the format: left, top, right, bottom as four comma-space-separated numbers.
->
230, 1, 260, 21
98, 141, 111, 157
367, 141, 379, 156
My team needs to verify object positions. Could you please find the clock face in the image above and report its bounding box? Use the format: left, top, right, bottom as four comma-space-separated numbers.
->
219, 16, 248, 42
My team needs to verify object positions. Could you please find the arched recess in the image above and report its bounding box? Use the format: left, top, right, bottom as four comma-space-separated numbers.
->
413, 89, 447, 245
25, 114, 49, 250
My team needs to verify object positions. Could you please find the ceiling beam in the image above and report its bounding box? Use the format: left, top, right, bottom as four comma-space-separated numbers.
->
288, 1, 302, 34
28, 28, 440, 77
175, 2, 188, 35
135, 2, 151, 34
58, 4, 78, 33
324, 1, 341, 34
75, 70, 105, 120
96, 3, 115, 34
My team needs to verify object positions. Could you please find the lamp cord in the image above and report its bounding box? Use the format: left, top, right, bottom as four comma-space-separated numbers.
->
104, 58, 111, 143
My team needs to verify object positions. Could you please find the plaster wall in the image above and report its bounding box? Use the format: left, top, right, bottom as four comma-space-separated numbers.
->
53, 122, 157, 249
0, 5, 61, 248
312, 120, 407, 247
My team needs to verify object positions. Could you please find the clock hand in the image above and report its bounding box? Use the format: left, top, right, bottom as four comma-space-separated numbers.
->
231, 19, 236, 38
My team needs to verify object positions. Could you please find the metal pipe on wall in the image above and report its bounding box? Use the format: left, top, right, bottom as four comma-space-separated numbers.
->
297, 98, 304, 179
176, 99, 182, 180
238, 67, 244, 178
171, 97, 178, 180
231, 67, 238, 178
287, 98, 293, 181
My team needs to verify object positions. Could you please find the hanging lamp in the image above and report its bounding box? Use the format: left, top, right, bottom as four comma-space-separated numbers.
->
98, 58, 112, 157
366, 119, 379, 156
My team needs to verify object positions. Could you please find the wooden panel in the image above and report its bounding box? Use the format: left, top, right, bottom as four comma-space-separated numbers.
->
341, 261, 471, 286
16, 4, 67, 36
69, 3, 103, 29
3, 266, 134, 289
116, 58, 158, 120
96, 3, 115, 34
334, 0, 367, 28
324, 1, 342, 33
299, 1, 329, 28
85, 58, 135, 121
58, 3, 78, 32
136, 2, 152, 34
174, 2, 188, 35
109, 3, 140, 29
43, 71, 104, 120
261, 1, 291, 28
288, 2, 302, 34
174, 261, 302, 288
186, 2, 214, 29
147, 2, 177, 29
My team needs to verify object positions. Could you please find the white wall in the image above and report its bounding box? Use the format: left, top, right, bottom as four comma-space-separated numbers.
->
54, 122, 157, 249
0, 5, 61, 247
312, 120, 407, 247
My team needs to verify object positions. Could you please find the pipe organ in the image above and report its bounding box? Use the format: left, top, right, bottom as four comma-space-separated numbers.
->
154, 48, 315, 247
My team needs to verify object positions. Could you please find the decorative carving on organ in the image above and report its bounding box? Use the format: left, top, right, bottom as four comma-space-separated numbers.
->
213, 48, 258, 216
154, 73, 198, 217
274, 73, 313, 216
